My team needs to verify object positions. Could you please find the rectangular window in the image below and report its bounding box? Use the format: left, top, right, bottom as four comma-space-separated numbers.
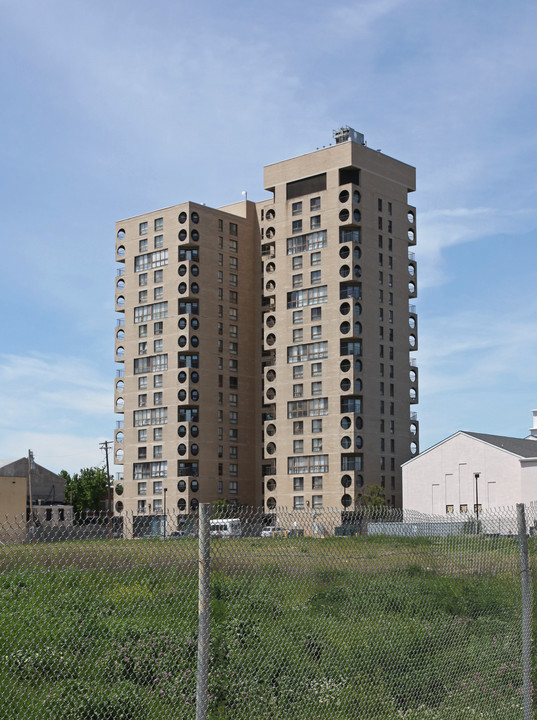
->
229, 239, 238, 252
138, 447, 147, 459
139, 273, 148, 287
293, 310, 303, 324
287, 341, 328, 363
293, 496, 304, 509
139, 221, 148, 235
292, 274, 303, 288
154, 217, 163, 231
229, 393, 238, 407
312, 495, 323, 509
311, 325, 322, 340
154, 427, 163, 441
229, 222, 238, 236
311, 251, 321, 266
134, 302, 168, 323
137, 500, 146, 513
179, 248, 199, 262
293, 421, 303, 435
229, 290, 238, 304
341, 396, 362, 413
229, 273, 238, 287
288, 455, 329, 474
312, 419, 322, 433
310, 215, 321, 230
287, 230, 327, 255
153, 445, 162, 459
229, 307, 238, 321
310, 270, 321, 285
292, 201, 302, 216
153, 339, 163, 353
293, 329, 303, 342
293, 365, 304, 379
153, 391, 163, 405
287, 285, 328, 309
293, 383, 303, 398
310, 197, 321, 211
230, 324, 238, 338
135, 249, 168, 271
292, 255, 303, 270
154, 321, 163, 335
229, 481, 238, 493
138, 376, 148, 390
229, 341, 238, 355
312, 438, 322, 452
154, 234, 163, 249
139, 290, 148, 304
293, 477, 304, 491
311, 381, 322, 395
153, 481, 162, 494
293, 440, 304, 454
229, 464, 238, 478
138, 429, 147, 442
292, 220, 303, 234
311, 362, 322, 376
138, 482, 147, 495
287, 398, 328, 418
139, 342, 148, 355
312, 476, 323, 490
218, 254, 223, 267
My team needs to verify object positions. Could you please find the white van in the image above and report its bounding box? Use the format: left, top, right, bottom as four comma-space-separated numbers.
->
210, 518, 242, 538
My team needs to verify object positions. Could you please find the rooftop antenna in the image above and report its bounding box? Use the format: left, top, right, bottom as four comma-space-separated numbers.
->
242, 191, 247, 201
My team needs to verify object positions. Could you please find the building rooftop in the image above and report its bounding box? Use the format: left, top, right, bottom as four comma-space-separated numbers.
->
464, 432, 537, 458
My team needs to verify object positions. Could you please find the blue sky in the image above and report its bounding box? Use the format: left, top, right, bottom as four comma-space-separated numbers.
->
1, 0, 536, 475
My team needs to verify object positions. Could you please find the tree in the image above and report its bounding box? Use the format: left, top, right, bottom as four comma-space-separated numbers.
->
355, 484, 387, 508
60, 467, 110, 515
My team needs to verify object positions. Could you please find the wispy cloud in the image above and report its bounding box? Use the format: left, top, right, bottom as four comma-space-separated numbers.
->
0, 353, 113, 472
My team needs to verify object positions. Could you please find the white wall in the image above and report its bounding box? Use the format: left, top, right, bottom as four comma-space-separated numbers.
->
402, 433, 523, 514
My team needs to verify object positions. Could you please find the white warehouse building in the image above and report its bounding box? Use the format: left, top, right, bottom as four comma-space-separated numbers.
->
402, 413, 537, 515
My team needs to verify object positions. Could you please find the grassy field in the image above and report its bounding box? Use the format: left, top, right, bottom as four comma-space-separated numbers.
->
0, 534, 532, 719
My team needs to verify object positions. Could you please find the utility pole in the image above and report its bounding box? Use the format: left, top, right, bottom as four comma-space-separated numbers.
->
27, 449, 35, 542
100, 440, 113, 540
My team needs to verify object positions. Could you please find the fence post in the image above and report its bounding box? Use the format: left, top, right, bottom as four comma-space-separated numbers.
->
516, 503, 532, 720
196, 503, 211, 720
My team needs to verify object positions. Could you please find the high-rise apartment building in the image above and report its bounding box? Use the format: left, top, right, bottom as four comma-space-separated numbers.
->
114, 128, 418, 532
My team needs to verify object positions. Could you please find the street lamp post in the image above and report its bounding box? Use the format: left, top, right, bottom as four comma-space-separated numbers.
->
474, 473, 480, 534
163, 487, 168, 539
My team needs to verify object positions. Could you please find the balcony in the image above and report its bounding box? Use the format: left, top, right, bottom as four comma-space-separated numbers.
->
116, 368, 124, 377
115, 420, 124, 429
116, 267, 125, 277
116, 317, 125, 327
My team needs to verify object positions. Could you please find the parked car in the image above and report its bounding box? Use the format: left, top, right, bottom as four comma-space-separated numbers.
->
260, 526, 286, 538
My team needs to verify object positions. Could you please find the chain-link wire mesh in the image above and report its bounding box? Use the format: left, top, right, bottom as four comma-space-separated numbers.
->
0, 506, 534, 719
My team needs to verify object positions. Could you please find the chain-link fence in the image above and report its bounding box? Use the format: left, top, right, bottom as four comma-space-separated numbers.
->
0, 505, 534, 719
